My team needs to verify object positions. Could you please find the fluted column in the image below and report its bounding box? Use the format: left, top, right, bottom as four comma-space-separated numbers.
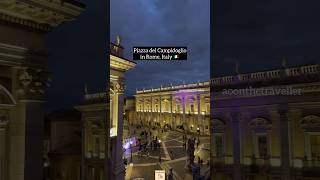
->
231, 112, 242, 180
170, 96, 174, 129
0, 119, 8, 180
182, 96, 187, 131
278, 107, 291, 180
159, 96, 162, 125
111, 80, 125, 180
197, 94, 202, 133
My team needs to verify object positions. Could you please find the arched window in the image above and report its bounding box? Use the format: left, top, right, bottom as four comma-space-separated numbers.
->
212, 118, 226, 157
249, 118, 272, 159
300, 115, 320, 160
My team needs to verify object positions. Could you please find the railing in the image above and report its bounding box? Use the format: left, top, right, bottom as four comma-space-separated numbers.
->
137, 65, 320, 94
211, 156, 225, 167
303, 159, 320, 168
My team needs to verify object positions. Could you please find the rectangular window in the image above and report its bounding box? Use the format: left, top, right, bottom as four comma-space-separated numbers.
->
177, 104, 180, 113
206, 103, 210, 114
215, 135, 223, 157
258, 135, 268, 158
94, 136, 100, 158
310, 135, 320, 160
190, 104, 194, 113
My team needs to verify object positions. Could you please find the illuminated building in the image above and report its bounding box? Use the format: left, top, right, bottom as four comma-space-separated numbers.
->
75, 38, 136, 180
0, 1, 84, 180
211, 64, 320, 180
132, 82, 211, 134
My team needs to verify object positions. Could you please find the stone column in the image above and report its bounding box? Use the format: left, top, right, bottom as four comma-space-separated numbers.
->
304, 133, 311, 160
182, 96, 187, 131
197, 94, 202, 133
0, 118, 8, 180
159, 96, 162, 125
111, 81, 125, 180
170, 96, 174, 129
231, 112, 242, 180
142, 97, 145, 124
81, 122, 86, 180
278, 107, 291, 180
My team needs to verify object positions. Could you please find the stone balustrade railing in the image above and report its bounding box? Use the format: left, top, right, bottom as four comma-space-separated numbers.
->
137, 65, 320, 94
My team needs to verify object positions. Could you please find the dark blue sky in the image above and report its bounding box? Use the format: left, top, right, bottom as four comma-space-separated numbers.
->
212, 0, 320, 77
45, 0, 320, 111
111, 0, 210, 96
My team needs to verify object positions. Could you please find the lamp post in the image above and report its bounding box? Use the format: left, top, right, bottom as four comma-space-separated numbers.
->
197, 127, 200, 141
130, 140, 133, 163
158, 139, 162, 162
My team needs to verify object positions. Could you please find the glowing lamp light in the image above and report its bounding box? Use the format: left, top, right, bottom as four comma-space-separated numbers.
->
191, 125, 194, 128
158, 139, 161, 143
110, 127, 117, 137
197, 127, 200, 131
123, 142, 130, 149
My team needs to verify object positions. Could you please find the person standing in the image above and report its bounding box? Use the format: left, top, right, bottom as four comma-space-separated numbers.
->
167, 168, 174, 180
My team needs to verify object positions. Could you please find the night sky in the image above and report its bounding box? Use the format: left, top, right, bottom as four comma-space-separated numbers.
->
111, 0, 210, 96
45, 0, 320, 111
212, 0, 320, 77
45, 0, 108, 112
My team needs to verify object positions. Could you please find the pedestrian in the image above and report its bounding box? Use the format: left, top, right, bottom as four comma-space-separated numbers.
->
167, 168, 174, 180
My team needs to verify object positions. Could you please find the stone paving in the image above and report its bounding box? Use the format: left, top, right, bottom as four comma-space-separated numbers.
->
125, 126, 210, 180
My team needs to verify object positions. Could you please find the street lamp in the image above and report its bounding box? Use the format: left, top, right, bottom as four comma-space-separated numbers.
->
158, 139, 162, 162
197, 127, 200, 140
130, 140, 133, 163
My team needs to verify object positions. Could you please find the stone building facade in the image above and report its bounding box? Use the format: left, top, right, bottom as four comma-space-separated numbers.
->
0, 1, 84, 180
211, 64, 320, 180
132, 82, 210, 135
75, 40, 135, 180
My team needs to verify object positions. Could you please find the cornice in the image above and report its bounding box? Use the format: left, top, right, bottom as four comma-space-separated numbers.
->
110, 55, 136, 72
0, 0, 85, 31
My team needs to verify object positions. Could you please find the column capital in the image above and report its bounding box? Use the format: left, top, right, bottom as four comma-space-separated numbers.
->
112, 80, 125, 94
0, 117, 8, 128
16, 67, 51, 101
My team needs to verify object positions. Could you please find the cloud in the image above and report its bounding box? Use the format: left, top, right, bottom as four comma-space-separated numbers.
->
111, 0, 210, 96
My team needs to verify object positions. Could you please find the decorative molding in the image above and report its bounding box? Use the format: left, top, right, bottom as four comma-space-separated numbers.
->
0, 0, 85, 31
17, 67, 51, 100
212, 118, 225, 133
300, 115, 320, 131
249, 117, 272, 131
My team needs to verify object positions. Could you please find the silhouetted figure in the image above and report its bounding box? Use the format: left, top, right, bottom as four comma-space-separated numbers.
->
167, 168, 174, 180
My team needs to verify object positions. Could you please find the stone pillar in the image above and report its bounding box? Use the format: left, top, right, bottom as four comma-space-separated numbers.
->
278, 107, 291, 180
304, 133, 311, 160
81, 122, 86, 180
0, 118, 8, 180
170, 96, 174, 129
151, 97, 153, 126
159, 96, 162, 125
231, 112, 242, 180
142, 97, 145, 124
197, 94, 203, 133
23, 101, 45, 180
111, 81, 125, 180
182, 96, 187, 131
